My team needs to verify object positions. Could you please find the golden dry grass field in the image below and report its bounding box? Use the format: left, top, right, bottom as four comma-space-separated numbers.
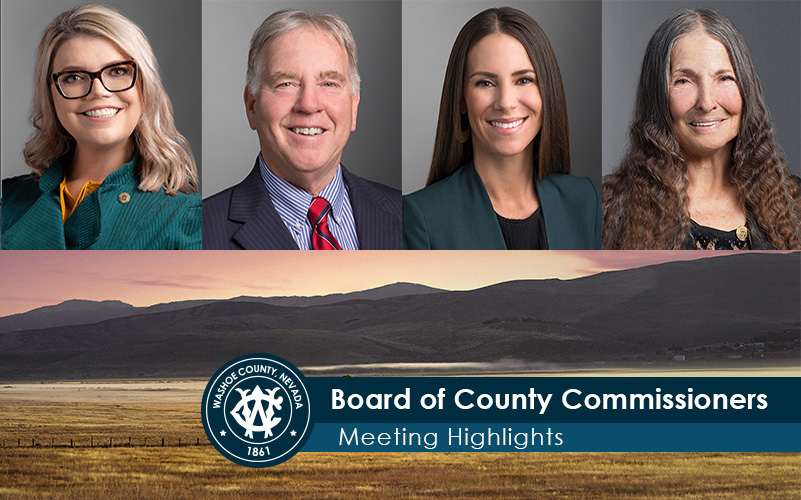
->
0, 380, 799, 499
0, 449, 799, 499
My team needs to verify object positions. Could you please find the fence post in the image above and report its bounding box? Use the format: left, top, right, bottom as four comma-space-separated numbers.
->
91, 437, 94, 448
178, 438, 181, 447
32, 438, 35, 447
161, 438, 164, 447
144, 437, 147, 447
196, 437, 199, 446
70, 439, 73, 448
18, 438, 21, 448
128, 437, 132, 447
51, 438, 54, 448
109, 437, 113, 448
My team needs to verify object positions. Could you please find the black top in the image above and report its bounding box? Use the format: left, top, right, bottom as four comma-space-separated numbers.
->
496, 207, 548, 250
686, 220, 751, 250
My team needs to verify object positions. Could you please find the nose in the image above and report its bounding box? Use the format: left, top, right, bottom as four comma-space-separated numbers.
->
695, 80, 717, 113
88, 75, 112, 97
493, 81, 517, 112
294, 84, 323, 113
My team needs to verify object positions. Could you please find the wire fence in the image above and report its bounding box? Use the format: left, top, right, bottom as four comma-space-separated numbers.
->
0, 436, 211, 449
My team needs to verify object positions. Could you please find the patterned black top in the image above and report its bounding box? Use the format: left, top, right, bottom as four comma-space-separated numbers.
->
686, 220, 751, 250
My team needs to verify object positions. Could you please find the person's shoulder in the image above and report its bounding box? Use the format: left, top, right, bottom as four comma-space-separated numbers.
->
126, 189, 201, 249
543, 172, 599, 200
2, 174, 43, 224
2, 174, 42, 228
203, 184, 236, 208
342, 167, 400, 198
404, 165, 470, 206
201, 185, 238, 236
544, 172, 597, 190
2, 174, 40, 198
202, 164, 265, 217
341, 167, 401, 219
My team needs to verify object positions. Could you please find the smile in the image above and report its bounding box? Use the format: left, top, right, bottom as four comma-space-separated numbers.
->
690, 120, 723, 128
291, 127, 325, 136
82, 108, 120, 118
489, 118, 526, 129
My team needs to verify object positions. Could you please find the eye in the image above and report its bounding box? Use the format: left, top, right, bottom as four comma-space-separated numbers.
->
108, 66, 129, 77
61, 73, 86, 84
474, 79, 493, 88
720, 74, 737, 82
276, 82, 294, 88
673, 77, 690, 85
321, 81, 338, 88
516, 76, 535, 85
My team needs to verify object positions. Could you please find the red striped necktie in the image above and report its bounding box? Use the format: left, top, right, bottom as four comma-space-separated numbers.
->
308, 196, 342, 250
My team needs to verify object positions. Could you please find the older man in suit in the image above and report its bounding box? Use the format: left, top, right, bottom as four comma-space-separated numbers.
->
203, 9, 401, 249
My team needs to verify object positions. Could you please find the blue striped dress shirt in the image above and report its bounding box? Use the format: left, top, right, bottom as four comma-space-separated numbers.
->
258, 154, 360, 250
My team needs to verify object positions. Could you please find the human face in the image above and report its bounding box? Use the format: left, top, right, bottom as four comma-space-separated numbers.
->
245, 26, 359, 193
51, 36, 142, 157
668, 30, 742, 161
463, 33, 543, 164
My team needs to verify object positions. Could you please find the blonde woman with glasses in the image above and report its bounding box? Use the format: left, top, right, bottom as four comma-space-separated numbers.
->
1, 4, 200, 249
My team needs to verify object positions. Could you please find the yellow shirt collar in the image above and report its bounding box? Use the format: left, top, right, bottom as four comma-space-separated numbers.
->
59, 178, 102, 223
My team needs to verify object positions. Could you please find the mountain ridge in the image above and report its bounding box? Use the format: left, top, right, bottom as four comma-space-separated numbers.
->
0, 253, 797, 380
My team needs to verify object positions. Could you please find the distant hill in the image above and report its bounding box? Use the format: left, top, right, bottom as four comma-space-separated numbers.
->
0, 282, 443, 334
0, 253, 797, 380
0, 299, 137, 335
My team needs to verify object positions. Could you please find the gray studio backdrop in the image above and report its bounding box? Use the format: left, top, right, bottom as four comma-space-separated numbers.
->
0, 0, 202, 182
602, 0, 801, 177
202, 0, 402, 197
402, 1, 602, 194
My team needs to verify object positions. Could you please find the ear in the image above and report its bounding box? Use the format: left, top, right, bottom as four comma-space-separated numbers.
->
350, 90, 360, 132
244, 86, 258, 131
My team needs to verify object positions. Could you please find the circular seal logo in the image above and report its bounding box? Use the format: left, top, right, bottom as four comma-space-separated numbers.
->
202, 354, 312, 467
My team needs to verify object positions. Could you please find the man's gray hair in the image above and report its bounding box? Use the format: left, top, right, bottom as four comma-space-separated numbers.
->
246, 9, 360, 95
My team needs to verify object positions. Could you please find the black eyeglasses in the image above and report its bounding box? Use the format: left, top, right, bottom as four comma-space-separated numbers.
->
52, 60, 138, 99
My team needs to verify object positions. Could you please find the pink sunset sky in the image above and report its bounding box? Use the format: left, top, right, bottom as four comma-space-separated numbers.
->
0, 250, 792, 316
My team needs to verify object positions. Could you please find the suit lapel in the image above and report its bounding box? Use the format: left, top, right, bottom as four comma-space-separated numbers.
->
228, 160, 298, 250
343, 167, 398, 250
537, 176, 567, 250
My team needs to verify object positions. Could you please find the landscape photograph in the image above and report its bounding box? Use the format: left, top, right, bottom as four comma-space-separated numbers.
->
0, 250, 798, 498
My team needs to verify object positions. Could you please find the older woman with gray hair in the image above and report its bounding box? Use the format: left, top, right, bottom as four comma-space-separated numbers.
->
603, 8, 801, 250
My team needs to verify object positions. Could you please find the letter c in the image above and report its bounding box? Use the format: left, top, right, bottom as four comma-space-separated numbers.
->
562, 389, 583, 410
455, 389, 474, 409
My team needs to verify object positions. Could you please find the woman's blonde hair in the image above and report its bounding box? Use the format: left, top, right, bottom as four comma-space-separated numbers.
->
24, 4, 198, 194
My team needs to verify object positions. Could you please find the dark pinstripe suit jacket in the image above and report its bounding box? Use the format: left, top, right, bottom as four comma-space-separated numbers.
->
202, 159, 401, 249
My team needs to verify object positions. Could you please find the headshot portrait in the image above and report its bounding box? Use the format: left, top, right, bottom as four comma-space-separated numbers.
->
0, 0, 202, 250
602, 1, 801, 250
402, 2, 602, 250
201, 1, 402, 250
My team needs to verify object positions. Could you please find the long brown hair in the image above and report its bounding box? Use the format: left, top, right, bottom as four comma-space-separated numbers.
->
427, 7, 570, 186
603, 8, 801, 249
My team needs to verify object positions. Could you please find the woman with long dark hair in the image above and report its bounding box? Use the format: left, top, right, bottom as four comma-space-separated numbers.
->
603, 8, 801, 249
402, 7, 600, 250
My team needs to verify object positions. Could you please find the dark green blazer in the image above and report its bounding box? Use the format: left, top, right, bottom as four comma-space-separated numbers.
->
1, 157, 201, 250
403, 164, 601, 250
